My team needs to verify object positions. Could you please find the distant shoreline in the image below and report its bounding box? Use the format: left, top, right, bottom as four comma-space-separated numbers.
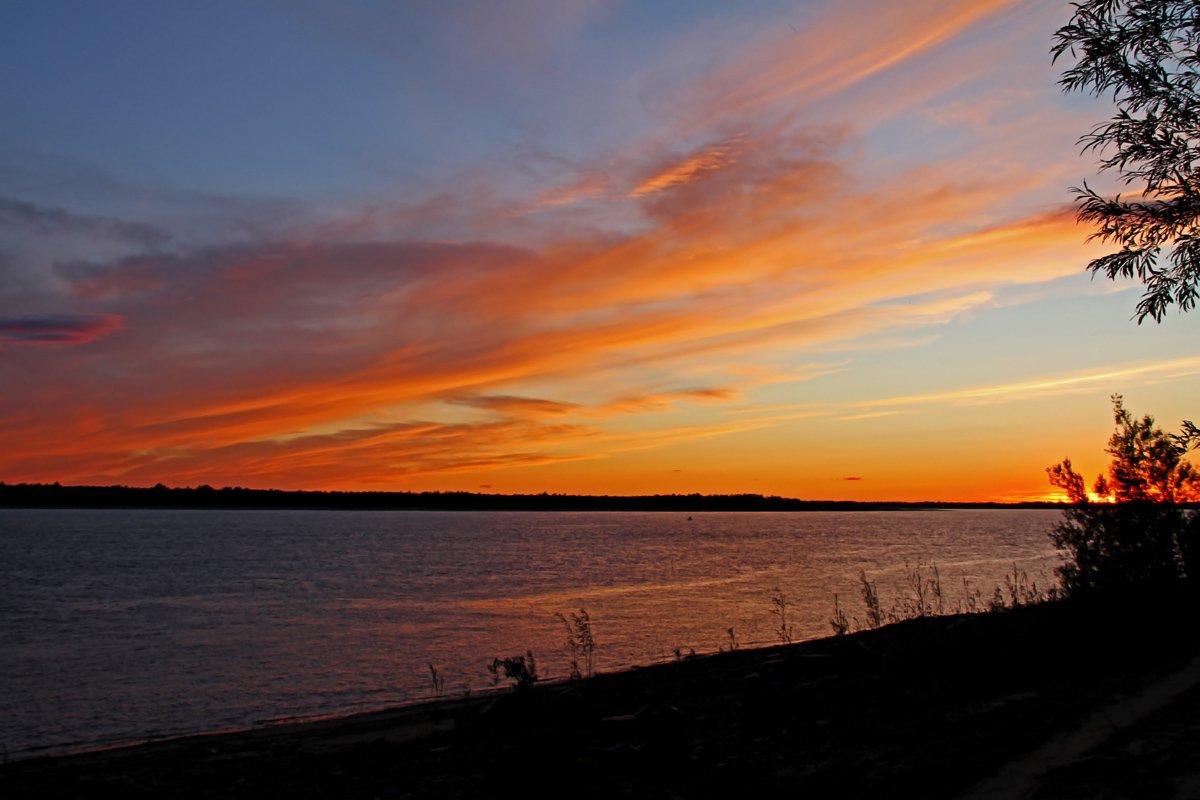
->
0, 481, 1067, 511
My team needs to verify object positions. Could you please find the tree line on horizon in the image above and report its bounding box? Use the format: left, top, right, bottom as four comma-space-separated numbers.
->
0, 483, 1065, 512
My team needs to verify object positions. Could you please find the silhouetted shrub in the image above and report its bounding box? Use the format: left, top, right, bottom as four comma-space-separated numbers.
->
770, 588, 794, 643
828, 593, 850, 636
1047, 395, 1199, 595
554, 608, 595, 680
486, 651, 539, 690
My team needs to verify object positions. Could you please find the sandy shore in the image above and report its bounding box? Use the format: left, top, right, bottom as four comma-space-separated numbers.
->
4, 590, 1198, 798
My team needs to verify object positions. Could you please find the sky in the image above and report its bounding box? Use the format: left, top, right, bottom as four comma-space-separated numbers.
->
1, 0, 1196, 502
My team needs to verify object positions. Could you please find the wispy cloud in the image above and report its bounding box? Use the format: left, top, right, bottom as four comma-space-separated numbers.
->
630, 140, 742, 198
450, 395, 583, 417
861, 357, 1200, 408
836, 410, 910, 421
676, 0, 1023, 132
0, 314, 122, 344
0, 197, 169, 247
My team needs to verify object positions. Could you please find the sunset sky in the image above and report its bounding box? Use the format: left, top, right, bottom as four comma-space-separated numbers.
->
1, 0, 1196, 501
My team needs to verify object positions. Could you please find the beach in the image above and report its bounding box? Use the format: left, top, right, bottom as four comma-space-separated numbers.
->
5, 589, 1197, 799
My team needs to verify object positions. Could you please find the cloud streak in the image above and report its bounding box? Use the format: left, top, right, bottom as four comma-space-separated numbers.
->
0, 314, 122, 344
861, 356, 1200, 408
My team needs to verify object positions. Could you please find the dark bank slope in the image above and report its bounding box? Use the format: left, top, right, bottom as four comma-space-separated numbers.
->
4, 589, 1198, 799
0, 482, 1061, 511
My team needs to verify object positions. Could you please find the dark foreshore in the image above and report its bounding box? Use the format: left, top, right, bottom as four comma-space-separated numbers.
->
4, 589, 1198, 799
0, 481, 1064, 511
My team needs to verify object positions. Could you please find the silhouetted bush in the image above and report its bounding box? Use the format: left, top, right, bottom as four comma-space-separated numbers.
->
1047, 395, 1199, 595
486, 652, 539, 690
554, 608, 595, 680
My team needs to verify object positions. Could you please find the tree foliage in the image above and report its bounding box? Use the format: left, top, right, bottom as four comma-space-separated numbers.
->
1053, 0, 1200, 321
1047, 395, 1198, 595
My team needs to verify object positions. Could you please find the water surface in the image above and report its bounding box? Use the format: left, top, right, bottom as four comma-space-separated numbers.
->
0, 508, 1062, 757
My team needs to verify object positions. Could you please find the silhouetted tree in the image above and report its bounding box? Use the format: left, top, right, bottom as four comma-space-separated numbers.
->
1175, 419, 1200, 451
1053, 1, 1200, 322
1047, 395, 1199, 594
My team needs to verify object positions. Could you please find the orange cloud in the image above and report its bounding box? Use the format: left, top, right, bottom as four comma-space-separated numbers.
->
0, 151, 1102, 489
630, 140, 742, 198
450, 395, 583, 417
677, 0, 1023, 133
